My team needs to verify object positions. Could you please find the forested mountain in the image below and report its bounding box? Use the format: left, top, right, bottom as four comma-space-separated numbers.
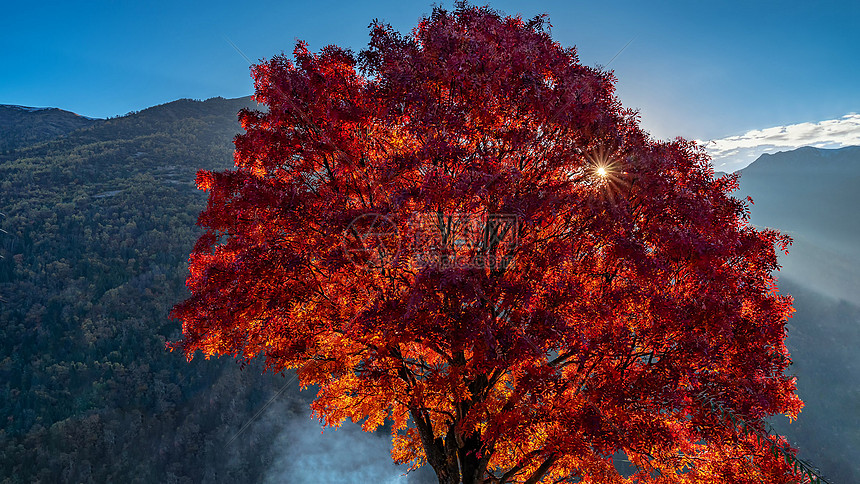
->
736, 146, 860, 483
0, 105, 99, 154
0, 97, 312, 483
0, 99, 856, 483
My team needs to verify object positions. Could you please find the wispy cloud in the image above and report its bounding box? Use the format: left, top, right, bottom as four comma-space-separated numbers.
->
698, 114, 860, 172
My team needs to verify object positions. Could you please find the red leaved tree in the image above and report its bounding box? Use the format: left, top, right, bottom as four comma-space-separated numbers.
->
172, 4, 808, 483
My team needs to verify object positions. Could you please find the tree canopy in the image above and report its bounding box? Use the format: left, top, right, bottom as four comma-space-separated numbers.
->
172, 4, 805, 483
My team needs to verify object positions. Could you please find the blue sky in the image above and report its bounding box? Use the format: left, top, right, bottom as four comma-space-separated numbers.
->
2, 0, 858, 170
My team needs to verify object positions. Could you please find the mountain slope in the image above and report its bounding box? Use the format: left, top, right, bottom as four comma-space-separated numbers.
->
0, 105, 100, 153
735, 145, 860, 483
739, 145, 860, 260
736, 145, 860, 304
0, 96, 309, 483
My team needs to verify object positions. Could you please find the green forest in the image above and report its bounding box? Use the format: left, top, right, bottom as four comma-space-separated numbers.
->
0, 98, 312, 483
0, 97, 857, 483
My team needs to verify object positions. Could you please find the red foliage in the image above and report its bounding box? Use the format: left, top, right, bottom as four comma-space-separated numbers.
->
172, 4, 804, 483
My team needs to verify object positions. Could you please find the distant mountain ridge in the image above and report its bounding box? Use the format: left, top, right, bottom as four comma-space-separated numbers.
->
0, 104, 101, 153
742, 145, 860, 175
1, 104, 95, 116
1, 97, 262, 156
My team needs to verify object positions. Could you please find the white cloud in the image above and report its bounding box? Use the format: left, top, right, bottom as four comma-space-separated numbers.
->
698, 114, 860, 172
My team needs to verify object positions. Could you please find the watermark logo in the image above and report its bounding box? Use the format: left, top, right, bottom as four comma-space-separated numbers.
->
342, 212, 518, 270
407, 212, 518, 270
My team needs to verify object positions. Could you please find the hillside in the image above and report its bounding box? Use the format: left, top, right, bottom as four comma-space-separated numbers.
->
739, 146, 860, 260
736, 145, 860, 483
736, 145, 860, 304
0, 97, 312, 483
0, 105, 100, 154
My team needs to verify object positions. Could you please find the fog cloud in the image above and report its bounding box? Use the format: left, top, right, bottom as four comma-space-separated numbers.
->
264, 417, 434, 484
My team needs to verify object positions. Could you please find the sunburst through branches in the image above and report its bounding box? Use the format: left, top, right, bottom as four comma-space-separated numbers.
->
584, 144, 630, 204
